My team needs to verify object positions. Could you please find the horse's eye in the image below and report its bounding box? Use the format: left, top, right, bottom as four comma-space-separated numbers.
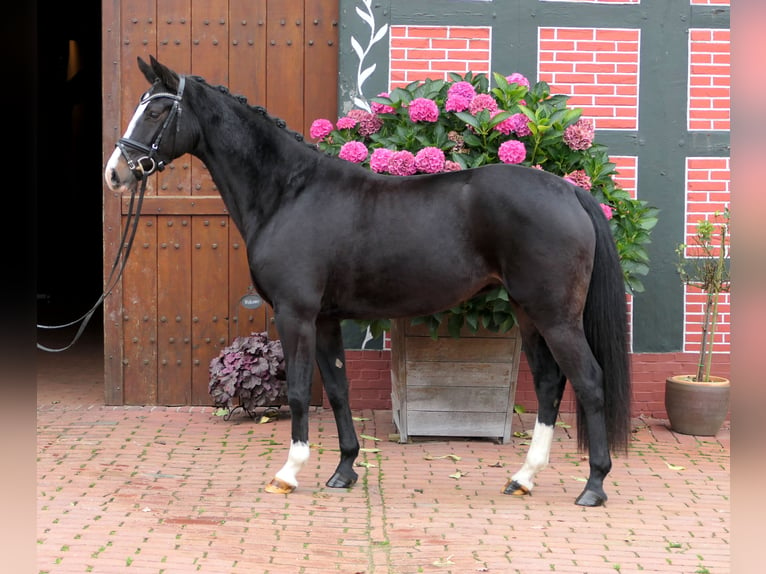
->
148, 110, 161, 120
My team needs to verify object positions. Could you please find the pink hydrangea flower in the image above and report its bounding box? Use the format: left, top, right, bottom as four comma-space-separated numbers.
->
498, 140, 527, 164
309, 118, 334, 140
336, 116, 358, 130
347, 109, 383, 136
492, 111, 514, 135
563, 118, 595, 151
445, 94, 472, 113
370, 148, 394, 173
445, 81, 476, 112
469, 93, 499, 115
370, 93, 395, 115
448, 81, 477, 100
505, 73, 531, 89
408, 98, 439, 122
564, 169, 592, 190
443, 161, 462, 172
507, 113, 532, 137
414, 147, 446, 174
338, 141, 368, 163
388, 150, 417, 175
600, 203, 615, 220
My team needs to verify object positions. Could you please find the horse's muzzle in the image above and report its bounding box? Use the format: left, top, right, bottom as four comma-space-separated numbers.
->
105, 146, 136, 192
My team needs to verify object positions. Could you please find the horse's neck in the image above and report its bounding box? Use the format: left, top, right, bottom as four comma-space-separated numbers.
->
195, 107, 318, 239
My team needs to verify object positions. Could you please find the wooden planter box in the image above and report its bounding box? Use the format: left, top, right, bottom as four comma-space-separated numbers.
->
390, 319, 522, 443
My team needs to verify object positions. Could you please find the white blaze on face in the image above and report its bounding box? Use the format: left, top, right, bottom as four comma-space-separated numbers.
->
104, 97, 151, 191
511, 418, 555, 491
274, 441, 311, 488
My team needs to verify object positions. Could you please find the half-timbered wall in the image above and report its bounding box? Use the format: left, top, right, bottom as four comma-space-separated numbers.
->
101, 0, 339, 405
337, 0, 730, 417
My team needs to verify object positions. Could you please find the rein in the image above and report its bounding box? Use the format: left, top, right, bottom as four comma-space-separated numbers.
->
37, 178, 148, 352
37, 76, 186, 352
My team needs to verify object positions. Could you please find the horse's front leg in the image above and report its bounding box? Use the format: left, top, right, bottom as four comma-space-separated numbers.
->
315, 316, 359, 488
264, 311, 317, 495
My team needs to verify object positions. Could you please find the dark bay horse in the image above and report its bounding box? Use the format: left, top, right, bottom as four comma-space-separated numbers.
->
105, 57, 631, 507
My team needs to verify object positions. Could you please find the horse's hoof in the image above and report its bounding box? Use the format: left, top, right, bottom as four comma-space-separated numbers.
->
502, 480, 531, 496
575, 488, 607, 507
264, 477, 296, 494
326, 471, 358, 489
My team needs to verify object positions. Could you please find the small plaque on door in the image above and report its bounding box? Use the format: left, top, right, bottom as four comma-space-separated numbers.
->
240, 293, 263, 309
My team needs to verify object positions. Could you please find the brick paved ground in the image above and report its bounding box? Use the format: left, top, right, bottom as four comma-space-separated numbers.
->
37, 337, 729, 574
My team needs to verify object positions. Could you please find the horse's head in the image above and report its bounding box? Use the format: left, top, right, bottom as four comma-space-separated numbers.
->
105, 56, 194, 192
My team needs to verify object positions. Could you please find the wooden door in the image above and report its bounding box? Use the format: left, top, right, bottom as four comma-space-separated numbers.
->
101, 0, 338, 405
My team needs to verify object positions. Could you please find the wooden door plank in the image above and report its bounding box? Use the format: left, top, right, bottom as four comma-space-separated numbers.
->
406, 386, 510, 413
120, 0, 159, 197
303, 0, 339, 136
404, 361, 512, 388
121, 195, 227, 215
266, 0, 305, 130
103, 0, 124, 405
403, 337, 517, 363
157, 0, 192, 199
191, 216, 230, 404
157, 215, 193, 404
122, 218, 159, 404
228, 0, 271, 343
227, 233, 266, 340
107, 0, 158, 405
230, 0, 268, 105
406, 411, 508, 439
191, 0, 229, 197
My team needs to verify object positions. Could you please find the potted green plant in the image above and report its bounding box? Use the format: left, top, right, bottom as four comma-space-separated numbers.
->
666, 207, 730, 435
310, 72, 658, 440
208, 331, 286, 419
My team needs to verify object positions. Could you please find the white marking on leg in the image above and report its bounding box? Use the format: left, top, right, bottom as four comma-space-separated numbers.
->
274, 441, 310, 488
511, 419, 555, 491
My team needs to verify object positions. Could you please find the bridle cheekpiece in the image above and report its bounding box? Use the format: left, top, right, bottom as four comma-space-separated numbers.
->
116, 75, 186, 180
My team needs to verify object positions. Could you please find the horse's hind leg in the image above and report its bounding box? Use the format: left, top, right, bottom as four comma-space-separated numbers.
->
504, 318, 566, 497
543, 327, 611, 507
315, 316, 359, 488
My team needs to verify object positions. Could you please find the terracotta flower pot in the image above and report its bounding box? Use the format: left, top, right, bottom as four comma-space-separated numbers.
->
664, 375, 730, 436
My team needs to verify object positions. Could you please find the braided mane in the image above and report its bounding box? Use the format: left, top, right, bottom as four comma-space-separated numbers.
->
191, 75, 319, 151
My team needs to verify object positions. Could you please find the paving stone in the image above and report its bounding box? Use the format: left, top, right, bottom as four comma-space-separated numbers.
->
37, 343, 730, 573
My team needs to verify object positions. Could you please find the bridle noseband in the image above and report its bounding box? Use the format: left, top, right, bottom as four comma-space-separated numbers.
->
116, 75, 186, 179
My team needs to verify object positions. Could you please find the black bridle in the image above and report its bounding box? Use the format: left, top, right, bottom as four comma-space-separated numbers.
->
116, 75, 186, 179
37, 76, 186, 352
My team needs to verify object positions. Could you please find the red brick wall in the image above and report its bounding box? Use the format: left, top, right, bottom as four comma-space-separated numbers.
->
688, 28, 730, 131
389, 26, 491, 88
538, 27, 640, 130
340, 349, 731, 419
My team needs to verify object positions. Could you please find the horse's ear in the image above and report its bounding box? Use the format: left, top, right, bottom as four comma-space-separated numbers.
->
137, 57, 157, 85
148, 56, 180, 93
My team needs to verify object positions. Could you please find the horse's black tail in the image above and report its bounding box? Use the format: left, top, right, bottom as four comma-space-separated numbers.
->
574, 187, 632, 454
